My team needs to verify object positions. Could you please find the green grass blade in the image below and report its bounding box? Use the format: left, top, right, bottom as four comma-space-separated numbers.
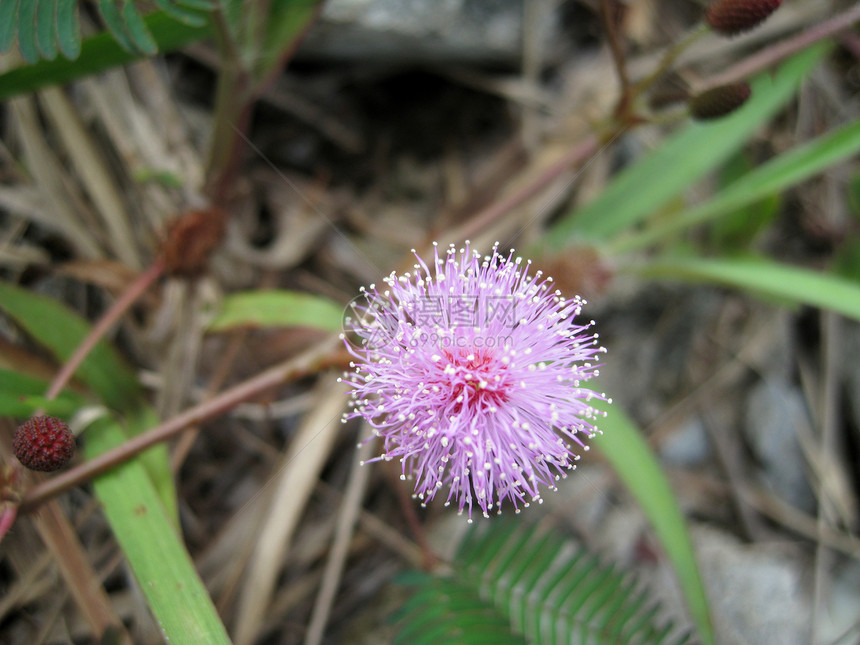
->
0, 10, 212, 100
614, 115, 860, 253
636, 255, 860, 322
35, 0, 58, 60
84, 416, 231, 645
593, 401, 714, 645
208, 289, 344, 333
55, 0, 80, 58
0, 0, 20, 53
545, 43, 829, 247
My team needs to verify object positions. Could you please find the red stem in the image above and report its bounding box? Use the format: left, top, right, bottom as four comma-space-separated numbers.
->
19, 337, 340, 512
43, 260, 165, 404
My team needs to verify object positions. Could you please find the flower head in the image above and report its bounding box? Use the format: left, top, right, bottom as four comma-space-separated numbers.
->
340, 242, 609, 520
14, 416, 75, 472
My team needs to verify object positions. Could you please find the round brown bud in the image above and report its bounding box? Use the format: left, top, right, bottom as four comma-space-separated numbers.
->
13, 416, 76, 472
690, 82, 752, 120
705, 0, 782, 36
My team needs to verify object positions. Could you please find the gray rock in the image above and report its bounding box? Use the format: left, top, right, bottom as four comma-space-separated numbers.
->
743, 378, 816, 513
660, 416, 710, 467
692, 525, 811, 645
299, 0, 538, 65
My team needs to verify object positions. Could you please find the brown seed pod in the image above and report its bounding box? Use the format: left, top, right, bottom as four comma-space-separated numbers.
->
689, 82, 752, 120
160, 208, 226, 277
13, 416, 76, 472
705, 0, 782, 36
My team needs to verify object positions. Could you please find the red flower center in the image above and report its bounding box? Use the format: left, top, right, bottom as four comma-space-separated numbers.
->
435, 347, 512, 412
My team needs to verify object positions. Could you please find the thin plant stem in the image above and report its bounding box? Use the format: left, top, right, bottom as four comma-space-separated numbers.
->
600, 0, 632, 118
19, 337, 343, 512
629, 23, 709, 103
441, 135, 600, 245
41, 260, 165, 405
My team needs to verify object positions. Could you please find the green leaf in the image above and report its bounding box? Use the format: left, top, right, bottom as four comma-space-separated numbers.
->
253, 0, 319, 82
397, 518, 698, 645
635, 255, 860, 322
84, 416, 231, 645
614, 115, 860, 253
593, 402, 715, 645
545, 43, 829, 247
208, 289, 344, 333
16, 0, 39, 62
121, 0, 158, 55
0, 368, 88, 418
35, 0, 58, 60
0, 282, 142, 410
0, 0, 20, 53
0, 10, 212, 100
55, 0, 80, 59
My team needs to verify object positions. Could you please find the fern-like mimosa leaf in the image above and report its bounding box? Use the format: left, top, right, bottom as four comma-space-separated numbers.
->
0, 11, 212, 100
97, 0, 137, 53
176, 0, 214, 8
16, 0, 39, 62
152, 0, 207, 26
35, 0, 58, 59
0, 0, 20, 53
121, 0, 158, 55
55, 0, 80, 58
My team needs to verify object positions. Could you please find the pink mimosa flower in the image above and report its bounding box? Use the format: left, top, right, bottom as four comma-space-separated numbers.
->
340, 242, 609, 520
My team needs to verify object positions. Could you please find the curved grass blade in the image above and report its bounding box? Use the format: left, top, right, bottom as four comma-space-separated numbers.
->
55, 0, 80, 58
208, 289, 344, 333
613, 115, 860, 253
84, 415, 231, 645
636, 255, 860, 322
545, 43, 829, 247
592, 402, 715, 645
35, 0, 58, 60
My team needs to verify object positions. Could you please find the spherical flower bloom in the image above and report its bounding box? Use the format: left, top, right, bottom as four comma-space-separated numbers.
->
340, 242, 609, 520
